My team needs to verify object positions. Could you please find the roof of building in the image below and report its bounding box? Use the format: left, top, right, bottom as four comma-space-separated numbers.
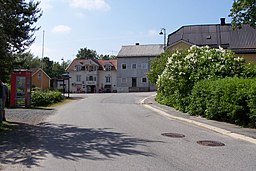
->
117, 44, 164, 57
167, 23, 256, 52
66, 58, 117, 71
30, 68, 51, 79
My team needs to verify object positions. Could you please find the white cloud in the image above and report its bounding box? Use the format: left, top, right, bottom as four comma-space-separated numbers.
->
69, 0, 110, 11
52, 25, 72, 34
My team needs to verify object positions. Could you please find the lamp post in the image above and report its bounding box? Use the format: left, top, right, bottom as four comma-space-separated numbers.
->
61, 57, 64, 71
159, 28, 166, 50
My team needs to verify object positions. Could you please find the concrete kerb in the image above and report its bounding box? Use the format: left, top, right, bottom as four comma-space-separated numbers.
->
139, 94, 256, 145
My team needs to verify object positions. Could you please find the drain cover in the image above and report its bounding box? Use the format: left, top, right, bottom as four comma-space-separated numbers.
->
161, 133, 185, 138
197, 140, 225, 147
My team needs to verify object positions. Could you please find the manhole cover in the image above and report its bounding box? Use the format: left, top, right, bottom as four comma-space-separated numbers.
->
197, 140, 225, 147
161, 133, 185, 138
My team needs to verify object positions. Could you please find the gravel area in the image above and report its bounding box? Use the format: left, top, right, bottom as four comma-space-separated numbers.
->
5, 108, 56, 124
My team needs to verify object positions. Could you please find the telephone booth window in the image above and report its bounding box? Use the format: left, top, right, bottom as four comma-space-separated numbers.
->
10, 69, 32, 108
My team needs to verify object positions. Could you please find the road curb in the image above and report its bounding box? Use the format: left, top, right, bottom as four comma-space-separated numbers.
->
140, 94, 256, 145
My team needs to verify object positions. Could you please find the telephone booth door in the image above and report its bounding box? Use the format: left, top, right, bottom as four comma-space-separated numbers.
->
10, 70, 32, 108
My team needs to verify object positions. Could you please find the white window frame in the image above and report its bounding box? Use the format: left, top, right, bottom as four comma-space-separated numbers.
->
75, 65, 82, 71
38, 72, 42, 80
141, 63, 148, 69
106, 76, 111, 83
105, 65, 112, 71
131, 63, 137, 69
76, 75, 81, 82
121, 63, 127, 70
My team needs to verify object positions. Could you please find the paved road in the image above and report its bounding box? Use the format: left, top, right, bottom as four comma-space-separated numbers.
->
1, 92, 256, 171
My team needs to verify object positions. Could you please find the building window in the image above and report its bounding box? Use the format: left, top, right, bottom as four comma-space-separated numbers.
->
76, 75, 81, 82
38, 72, 42, 80
89, 65, 93, 72
121, 78, 127, 83
75, 65, 81, 71
105, 65, 112, 71
131, 63, 137, 69
142, 63, 148, 69
121, 63, 127, 70
142, 77, 147, 83
106, 76, 111, 83
89, 76, 94, 81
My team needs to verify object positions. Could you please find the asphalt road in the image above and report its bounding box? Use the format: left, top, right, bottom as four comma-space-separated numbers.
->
1, 92, 256, 171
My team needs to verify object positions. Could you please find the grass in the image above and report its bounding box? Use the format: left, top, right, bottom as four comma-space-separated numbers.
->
0, 121, 17, 132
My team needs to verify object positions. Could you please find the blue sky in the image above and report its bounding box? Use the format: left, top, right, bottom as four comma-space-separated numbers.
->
29, 0, 234, 62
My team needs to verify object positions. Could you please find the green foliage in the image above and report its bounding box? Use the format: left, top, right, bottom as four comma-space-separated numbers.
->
14, 52, 71, 78
98, 54, 117, 59
229, 0, 256, 28
76, 47, 97, 59
0, 0, 42, 81
31, 90, 64, 107
156, 45, 255, 112
188, 78, 256, 127
147, 51, 169, 85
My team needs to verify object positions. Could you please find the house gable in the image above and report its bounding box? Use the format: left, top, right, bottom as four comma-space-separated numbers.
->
167, 40, 193, 54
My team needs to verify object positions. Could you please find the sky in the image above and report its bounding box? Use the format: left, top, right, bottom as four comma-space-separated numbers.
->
28, 0, 234, 63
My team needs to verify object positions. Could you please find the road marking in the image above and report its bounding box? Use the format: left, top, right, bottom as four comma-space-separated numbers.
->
140, 96, 256, 145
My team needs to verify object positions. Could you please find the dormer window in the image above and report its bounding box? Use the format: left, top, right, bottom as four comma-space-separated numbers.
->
75, 65, 82, 71
88, 66, 93, 72
105, 65, 112, 71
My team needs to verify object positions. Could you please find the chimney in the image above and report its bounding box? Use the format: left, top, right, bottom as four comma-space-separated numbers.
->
135, 43, 140, 45
220, 18, 225, 25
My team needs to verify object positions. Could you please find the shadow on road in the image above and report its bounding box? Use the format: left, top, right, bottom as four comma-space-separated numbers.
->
0, 122, 160, 168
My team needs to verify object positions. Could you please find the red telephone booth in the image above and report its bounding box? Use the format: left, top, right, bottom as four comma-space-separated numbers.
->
10, 69, 32, 108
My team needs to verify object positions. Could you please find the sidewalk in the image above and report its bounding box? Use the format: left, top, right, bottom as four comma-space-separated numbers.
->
143, 95, 256, 143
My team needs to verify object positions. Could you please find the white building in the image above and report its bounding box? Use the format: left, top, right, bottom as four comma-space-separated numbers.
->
117, 44, 164, 92
66, 58, 117, 93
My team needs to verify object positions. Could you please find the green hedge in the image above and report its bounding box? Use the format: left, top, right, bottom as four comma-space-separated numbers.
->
31, 90, 64, 107
188, 77, 256, 127
156, 46, 252, 112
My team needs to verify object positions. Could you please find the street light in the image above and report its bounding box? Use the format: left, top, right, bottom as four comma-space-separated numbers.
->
61, 57, 64, 70
159, 28, 166, 50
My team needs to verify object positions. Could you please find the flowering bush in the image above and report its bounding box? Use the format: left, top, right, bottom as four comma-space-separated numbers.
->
156, 45, 252, 111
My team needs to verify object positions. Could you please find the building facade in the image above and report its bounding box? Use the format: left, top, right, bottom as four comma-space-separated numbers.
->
167, 18, 256, 62
66, 59, 117, 93
30, 68, 51, 90
117, 44, 164, 92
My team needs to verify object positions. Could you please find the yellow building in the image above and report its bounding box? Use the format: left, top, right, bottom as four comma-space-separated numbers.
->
30, 68, 51, 90
166, 18, 256, 63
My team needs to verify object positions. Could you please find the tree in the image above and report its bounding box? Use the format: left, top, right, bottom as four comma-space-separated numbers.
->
156, 46, 250, 112
98, 54, 117, 60
13, 52, 41, 69
229, 0, 256, 28
0, 0, 41, 81
76, 47, 97, 59
147, 51, 169, 85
